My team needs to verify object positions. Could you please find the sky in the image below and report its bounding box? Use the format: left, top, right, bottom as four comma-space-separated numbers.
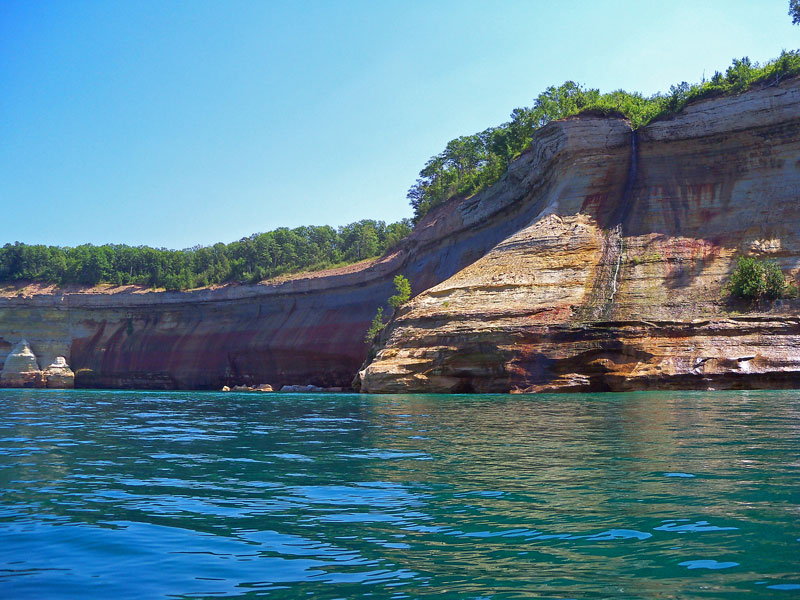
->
2, 0, 798, 249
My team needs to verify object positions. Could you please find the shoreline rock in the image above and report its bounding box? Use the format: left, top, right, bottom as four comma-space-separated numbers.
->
278, 384, 344, 393
225, 383, 274, 392
2, 78, 800, 394
0, 339, 45, 388
43, 356, 75, 389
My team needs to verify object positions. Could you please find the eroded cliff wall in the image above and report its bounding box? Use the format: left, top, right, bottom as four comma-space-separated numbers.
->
360, 78, 800, 393
0, 115, 631, 389
2, 78, 798, 392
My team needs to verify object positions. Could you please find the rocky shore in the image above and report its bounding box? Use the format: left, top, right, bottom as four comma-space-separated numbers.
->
0, 339, 74, 388
2, 76, 799, 392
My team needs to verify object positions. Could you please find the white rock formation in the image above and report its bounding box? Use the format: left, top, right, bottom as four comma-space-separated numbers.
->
0, 339, 45, 388
43, 356, 75, 389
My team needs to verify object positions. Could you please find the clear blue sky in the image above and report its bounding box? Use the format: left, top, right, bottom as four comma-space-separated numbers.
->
2, 0, 798, 249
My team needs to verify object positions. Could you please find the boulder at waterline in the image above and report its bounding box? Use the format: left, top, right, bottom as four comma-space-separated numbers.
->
0, 339, 45, 388
43, 356, 75, 389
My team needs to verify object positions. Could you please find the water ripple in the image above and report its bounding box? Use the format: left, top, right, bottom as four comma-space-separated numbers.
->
0, 388, 798, 598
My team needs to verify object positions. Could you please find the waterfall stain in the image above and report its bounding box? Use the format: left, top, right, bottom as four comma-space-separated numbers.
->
577, 129, 639, 322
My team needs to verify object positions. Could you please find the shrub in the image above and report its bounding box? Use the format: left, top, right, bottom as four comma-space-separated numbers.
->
364, 307, 385, 343
388, 275, 411, 310
728, 256, 766, 300
365, 274, 412, 344
764, 260, 788, 299
727, 256, 793, 301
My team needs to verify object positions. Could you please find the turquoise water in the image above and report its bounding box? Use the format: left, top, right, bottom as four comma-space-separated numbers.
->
0, 390, 798, 599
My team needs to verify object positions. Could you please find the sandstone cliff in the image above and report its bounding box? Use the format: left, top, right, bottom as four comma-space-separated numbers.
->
2, 116, 615, 389
359, 77, 800, 392
1, 78, 799, 391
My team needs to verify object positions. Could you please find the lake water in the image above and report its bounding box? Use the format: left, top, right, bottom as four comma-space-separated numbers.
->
0, 389, 798, 599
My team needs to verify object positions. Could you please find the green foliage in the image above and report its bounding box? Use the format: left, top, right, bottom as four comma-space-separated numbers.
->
764, 260, 789, 299
727, 256, 795, 302
0, 218, 415, 290
364, 306, 385, 343
728, 257, 766, 301
791, 0, 800, 25
388, 274, 411, 310
408, 50, 800, 222
364, 274, 412, 345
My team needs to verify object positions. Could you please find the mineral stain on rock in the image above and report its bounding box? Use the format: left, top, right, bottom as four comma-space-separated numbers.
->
2, 77, 800, 392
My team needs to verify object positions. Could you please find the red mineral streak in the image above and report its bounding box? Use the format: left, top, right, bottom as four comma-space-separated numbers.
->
3, 78, 800, 392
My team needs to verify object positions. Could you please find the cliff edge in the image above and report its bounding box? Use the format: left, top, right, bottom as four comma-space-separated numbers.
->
2, 77, 799, 392
359, 77, 800, 392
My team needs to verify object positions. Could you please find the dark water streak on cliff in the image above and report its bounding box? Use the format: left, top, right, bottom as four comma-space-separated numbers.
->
577, 128, 640, 322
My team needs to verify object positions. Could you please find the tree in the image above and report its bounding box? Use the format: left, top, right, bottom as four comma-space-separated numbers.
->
388, 274, 411, 310
791, 0, 800, 25
364, 307, 385, 343
727, 256, 766, 301
725, 57, 755, 92
764, 260, 790, 299
727, 256, 796, 301
384, 220, 413, 251
364, 274, 412, 345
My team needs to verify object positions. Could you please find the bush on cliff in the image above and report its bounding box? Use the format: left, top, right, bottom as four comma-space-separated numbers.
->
388, 275, 411, 310
364, 307, 385, 343
727, 256, 797, 302
364, 275, 412, 344
407, 50, 800, 222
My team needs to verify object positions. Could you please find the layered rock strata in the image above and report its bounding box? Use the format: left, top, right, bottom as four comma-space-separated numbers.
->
2, 77, 799, 392
0, 111, 631, 390
359, 78, 800, 392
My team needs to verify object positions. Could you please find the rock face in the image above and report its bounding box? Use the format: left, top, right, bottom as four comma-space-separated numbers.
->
0, 117, 629, 390
43, 356, 75, 389
0, 339, 45, 388
359, 77, 800, 392
1, 77, 799, 392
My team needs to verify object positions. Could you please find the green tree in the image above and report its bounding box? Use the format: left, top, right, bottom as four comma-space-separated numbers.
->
764, 260, 789, 299
728, 256, 766, 301
727, 256, 795, 302
364, 307, 385, 343
790, 0, 800, 24
388, 274, 411, 310
384, 220, 413, 250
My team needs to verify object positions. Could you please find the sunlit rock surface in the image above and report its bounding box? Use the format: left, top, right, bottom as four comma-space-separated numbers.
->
43, 356, 75, 389
0, 339, 45, 388
359, 77, 800, 393
1, 77, 799, 392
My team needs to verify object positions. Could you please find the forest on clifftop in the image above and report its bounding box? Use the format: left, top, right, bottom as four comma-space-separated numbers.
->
2, 50, 799, 291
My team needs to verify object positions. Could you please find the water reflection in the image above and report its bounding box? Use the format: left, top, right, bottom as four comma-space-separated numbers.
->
0, 389, 798, 598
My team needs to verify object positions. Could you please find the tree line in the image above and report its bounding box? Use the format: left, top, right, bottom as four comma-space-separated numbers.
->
4, 50, 798, 291
0, 219, 412, 290
407, 50, 800, 221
